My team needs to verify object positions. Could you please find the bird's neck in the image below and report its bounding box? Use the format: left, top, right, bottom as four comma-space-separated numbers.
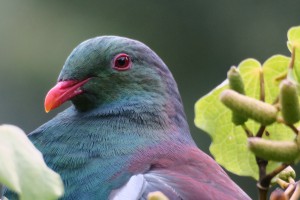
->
73, 91, 191, 140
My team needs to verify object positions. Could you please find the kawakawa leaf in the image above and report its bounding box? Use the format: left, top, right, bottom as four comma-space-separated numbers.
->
287, 26, 300, 51
195, 55, 295, 180
287, 26, 300, 83
0, 124, 64, 200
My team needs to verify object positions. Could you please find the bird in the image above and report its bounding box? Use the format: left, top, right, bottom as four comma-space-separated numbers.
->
6, 36, 250, 200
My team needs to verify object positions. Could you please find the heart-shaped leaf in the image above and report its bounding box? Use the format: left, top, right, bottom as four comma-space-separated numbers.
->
195, 55, 295, 180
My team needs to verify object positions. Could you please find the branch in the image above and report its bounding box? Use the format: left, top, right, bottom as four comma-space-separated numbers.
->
261, 164, 289, 188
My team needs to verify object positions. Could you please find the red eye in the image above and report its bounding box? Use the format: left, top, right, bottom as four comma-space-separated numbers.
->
113, 53, 131, 71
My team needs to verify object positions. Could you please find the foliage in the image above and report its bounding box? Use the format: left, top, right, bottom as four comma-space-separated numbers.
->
0, 124, 64, 200
195, 26, 300, 199
195, 56, 294, 179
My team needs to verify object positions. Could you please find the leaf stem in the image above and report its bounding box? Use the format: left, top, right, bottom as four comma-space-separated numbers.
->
289, 46, 296, 70
259, 68, 265, 102
277, 117, 299, 135
242, 124, 253, 137
287, 124, 299, 135
261, 164, 289, 188
256, 125, 266, 138
275, 73, 287, 81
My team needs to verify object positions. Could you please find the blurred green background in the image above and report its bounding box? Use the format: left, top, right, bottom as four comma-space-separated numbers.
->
1, 1, 300, 199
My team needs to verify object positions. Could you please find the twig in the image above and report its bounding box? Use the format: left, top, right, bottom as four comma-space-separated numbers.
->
259, 68, 265, 102
260, 163, 289, 188
276, 118, 299, 135
242, 124, 253, 137
289, 46, 296, 70
257, 164, 289, 200
287, 124, 299, 135
256, 125, 266, 138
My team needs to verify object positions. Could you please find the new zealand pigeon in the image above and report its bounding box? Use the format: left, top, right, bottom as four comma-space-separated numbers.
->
6, 36, 250, 200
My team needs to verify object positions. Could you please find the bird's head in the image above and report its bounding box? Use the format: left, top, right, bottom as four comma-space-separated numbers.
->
45, 36, 180, 113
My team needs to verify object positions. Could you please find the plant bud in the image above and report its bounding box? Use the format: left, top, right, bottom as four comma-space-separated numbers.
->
248, 137, 300, 163
220, 90, 277, 125
227, 67, 248, 125
227, 66, 245, 94
147, 191, 169, 200
280, 80, 300, 124
278, 166, 296, 181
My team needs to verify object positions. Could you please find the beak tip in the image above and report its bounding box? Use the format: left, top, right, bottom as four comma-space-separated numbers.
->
44, 105, 51, 113
44, 99, 53, 113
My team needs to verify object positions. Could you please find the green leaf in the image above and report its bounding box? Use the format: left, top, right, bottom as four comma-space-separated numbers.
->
287, 26, 300, 51
287, 26, 300, 83
195, 55, 294, 180
0, 124, 64, 200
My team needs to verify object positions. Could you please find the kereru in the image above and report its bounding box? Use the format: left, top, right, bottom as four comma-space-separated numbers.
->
6, 36, 250, 200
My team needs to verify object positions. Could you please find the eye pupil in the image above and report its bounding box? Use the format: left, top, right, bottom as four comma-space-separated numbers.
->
116, 57, 128, 67
113, 53, 131, 71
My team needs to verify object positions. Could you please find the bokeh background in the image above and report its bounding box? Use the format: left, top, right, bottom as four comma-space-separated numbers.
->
1, 1, 300, 199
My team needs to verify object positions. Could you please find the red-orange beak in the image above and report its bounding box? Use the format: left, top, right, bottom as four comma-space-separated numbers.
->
44, 78, 91, 113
